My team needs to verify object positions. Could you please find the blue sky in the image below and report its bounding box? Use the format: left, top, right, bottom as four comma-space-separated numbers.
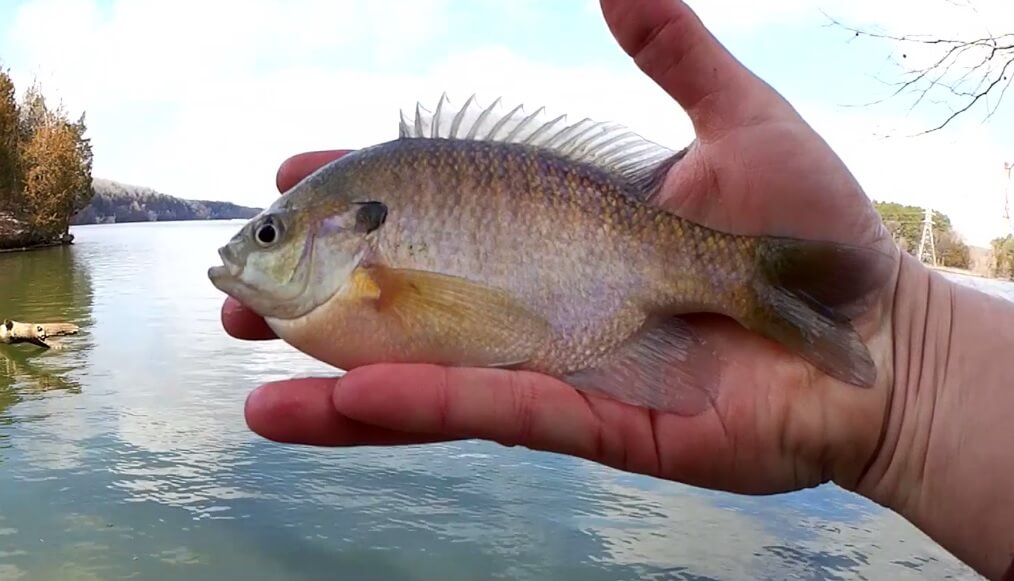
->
1, 0, 1012, 245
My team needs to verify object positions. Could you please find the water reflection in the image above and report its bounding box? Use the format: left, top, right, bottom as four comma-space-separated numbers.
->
0, 243, 95, 468
549, 460, 983, 580
0, 221, 998, 580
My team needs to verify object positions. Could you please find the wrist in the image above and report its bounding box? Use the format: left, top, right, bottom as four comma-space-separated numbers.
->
857, 252, 1014, 580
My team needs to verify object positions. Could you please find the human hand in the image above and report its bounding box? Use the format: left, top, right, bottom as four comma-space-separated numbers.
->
223, 0, 905, 498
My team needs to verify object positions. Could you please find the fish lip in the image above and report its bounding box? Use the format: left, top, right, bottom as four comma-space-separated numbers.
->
217, 245, 243, 277
207, 263, 261, 316
208, 244, 245, 297
207, 264, 241, 296
207, 264, 231, 283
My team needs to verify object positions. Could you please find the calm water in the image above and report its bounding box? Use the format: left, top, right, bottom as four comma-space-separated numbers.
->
0, 221, 1003, 581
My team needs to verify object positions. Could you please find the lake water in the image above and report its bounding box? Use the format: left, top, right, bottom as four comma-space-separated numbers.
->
1, 220, 1006, 581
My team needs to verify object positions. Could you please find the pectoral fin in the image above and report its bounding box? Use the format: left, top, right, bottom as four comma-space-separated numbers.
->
563, 316, 721, 416
366, 265, 552, 368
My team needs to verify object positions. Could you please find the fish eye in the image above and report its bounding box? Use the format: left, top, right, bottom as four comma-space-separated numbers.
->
253, 216, 282, 247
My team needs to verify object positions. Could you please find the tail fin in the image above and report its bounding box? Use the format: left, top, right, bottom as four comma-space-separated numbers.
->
744, 237, 895, 388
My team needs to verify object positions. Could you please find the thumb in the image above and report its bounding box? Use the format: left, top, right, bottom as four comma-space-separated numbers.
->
600, 0, 796, 137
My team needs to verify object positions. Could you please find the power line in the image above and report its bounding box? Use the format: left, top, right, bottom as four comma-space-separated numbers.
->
917, 206, 937, 266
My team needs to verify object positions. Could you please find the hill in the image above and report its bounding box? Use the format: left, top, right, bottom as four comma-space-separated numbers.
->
71, 178, 262, 225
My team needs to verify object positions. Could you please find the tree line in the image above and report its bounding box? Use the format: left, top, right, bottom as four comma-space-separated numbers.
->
72, 178, 261, 225
873, 201, 973, 270
990, 235, 1014, 280
0, 65, 94, 247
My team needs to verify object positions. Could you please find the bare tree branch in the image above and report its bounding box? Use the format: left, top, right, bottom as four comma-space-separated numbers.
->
821, 7, 1014, 135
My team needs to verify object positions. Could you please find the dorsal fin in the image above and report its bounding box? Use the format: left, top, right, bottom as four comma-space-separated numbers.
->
398, 93, 684, 199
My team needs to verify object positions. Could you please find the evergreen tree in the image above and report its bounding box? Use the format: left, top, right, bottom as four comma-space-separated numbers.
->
0, 67, 19, 209
69, 111, 94, 216
17, 80, 52, 144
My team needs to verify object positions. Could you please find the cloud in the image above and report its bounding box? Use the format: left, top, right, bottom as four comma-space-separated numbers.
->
565, 459, 979, 579
3, 0, 1011, 245
91, 48, 695, 210
795, 100, 1013, 246
3, 0, 698, 209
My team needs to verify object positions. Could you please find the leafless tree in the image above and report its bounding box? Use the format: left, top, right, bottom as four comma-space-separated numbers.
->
823, 2, 1013, 135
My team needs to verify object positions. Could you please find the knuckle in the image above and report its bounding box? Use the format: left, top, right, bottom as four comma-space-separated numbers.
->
505, 372, 539, 446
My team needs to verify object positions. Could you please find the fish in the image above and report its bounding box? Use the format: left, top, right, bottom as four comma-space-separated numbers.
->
208, 93, 893, 416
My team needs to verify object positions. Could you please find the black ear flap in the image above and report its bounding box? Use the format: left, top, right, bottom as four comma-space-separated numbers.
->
354, 201, 388, 234
3, 320, 12, 331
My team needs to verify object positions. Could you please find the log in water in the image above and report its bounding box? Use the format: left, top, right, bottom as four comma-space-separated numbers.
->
0, 319, 79, 349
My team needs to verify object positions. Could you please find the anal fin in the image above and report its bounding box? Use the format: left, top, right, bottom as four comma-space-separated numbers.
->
367, 265, 553, 368
563, 317, 720, 416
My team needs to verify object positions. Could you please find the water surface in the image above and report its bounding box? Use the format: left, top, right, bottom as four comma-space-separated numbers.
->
1, 221, 1001, 580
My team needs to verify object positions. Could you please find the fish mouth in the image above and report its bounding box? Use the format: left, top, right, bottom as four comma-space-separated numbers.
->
205, 239, 316, 322
207, 264, 232, 285
208, 245, 246, 295
217, 245, 244, 277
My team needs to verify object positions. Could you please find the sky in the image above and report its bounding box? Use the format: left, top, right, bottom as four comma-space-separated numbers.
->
0, 0, 1012, 246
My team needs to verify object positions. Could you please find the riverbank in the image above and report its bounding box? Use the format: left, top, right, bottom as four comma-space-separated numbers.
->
930, 264, 1003, 280
0, 211, 74, 253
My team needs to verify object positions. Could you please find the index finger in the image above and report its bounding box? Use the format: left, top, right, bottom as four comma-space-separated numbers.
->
220, 149, 356, 341
276, 150, 355, 193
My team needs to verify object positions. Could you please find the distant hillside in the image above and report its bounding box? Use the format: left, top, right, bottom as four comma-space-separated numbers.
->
70, 178, 262, 225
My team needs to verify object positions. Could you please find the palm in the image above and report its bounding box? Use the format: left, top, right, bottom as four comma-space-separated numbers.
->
623, 118, 900, 493
415, 116, 900, 496
225, 0, 902, 499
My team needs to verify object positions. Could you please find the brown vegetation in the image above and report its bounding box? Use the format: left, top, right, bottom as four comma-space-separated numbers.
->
0, 66, 93, 251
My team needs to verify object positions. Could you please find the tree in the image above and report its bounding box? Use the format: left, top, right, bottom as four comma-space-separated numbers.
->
825, 3, 1013, 134
0, 67, 19, 209
17, 80, 52, 145
68, 112, 94, 215
19, 116, 88, 238
873, 200, 972, 268
0, 73, 94, 243
937, 229, 972, 268
990, 235, 1014, 279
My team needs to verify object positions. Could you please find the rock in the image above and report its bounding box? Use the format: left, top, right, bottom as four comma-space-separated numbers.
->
0, 211, 74, 252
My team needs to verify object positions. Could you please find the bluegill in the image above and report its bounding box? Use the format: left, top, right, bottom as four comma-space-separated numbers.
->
208, 94, 891, 415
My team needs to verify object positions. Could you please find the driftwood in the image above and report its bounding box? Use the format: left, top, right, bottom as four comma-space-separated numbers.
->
0, 319, 79, 350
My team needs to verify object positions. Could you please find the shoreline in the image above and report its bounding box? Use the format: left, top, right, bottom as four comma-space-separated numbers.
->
929, 265, 1000, 280
0, 236, 74, 254
1, 217, 253, 253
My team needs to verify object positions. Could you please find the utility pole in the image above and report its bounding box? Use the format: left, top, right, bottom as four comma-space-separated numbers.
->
917, 206, 937, 266
1005, 161, 1012, 236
